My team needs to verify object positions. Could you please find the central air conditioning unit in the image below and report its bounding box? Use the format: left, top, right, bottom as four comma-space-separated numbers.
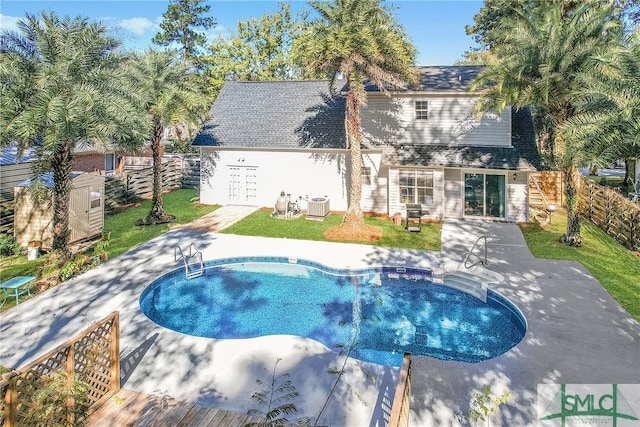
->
307, 197, 330, 219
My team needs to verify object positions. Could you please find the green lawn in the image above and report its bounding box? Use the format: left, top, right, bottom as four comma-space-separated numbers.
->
222, 209, 442, 251
104, 189, 218, 258
520, 209, 640, 321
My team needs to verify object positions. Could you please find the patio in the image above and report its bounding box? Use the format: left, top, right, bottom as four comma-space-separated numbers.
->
0, 215, 638, 426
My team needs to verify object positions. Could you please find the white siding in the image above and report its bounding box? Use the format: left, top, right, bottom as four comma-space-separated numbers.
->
362, 94, 511, 147
507, 173, 529, 222
360, 154, 387, 213
444, 168, 463, 218
200, 148, 386, 214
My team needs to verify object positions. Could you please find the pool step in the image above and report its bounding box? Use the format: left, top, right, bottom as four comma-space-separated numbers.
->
442, 270, 489, 302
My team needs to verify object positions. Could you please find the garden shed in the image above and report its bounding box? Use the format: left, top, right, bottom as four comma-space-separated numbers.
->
13, 172, 105, 249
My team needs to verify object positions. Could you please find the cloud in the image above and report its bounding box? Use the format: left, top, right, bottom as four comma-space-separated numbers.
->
0, 14, 22, 33
117, 17, 155, 35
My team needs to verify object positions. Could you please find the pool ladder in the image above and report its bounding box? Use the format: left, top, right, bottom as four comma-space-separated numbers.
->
175, 243, 204, 279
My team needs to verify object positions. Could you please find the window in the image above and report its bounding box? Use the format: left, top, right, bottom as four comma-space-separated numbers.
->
362, 166, 372, 185
90, 189, 102, 209
399, 170, 434, 205
415, 100, 429, 120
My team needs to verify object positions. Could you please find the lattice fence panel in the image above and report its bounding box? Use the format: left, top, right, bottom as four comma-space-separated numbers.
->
1, 312, 120, 427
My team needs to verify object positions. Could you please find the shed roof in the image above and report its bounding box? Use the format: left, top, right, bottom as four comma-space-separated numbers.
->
17, 172, 84, 188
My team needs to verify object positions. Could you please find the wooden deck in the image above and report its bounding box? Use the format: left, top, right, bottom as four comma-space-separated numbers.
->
88, 389, 264, 427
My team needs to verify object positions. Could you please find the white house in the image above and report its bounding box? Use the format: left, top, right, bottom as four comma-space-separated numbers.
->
193, 66, 540, 222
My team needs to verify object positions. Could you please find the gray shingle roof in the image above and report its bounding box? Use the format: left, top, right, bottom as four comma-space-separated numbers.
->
365, 65, 483, 92
193, 80, 347, 149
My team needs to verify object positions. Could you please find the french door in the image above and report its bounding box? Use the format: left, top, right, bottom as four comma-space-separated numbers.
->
464, 173, 505, 218
228, 166, 258, 204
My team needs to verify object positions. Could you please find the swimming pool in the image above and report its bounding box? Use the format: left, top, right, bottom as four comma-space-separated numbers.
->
140, 257, 526, 367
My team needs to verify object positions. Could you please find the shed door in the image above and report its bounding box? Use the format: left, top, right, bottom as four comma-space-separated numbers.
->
69, 186, 90, 242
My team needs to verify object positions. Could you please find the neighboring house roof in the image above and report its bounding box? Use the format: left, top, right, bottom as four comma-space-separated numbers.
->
1, 141, 111, 167
382, 107, 541, 171
193, 80, 347, 149
0, 145, 38, 166
365, 65, 484, 93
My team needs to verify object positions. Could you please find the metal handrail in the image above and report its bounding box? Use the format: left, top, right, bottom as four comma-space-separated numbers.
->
174, 243, 204, 279
174, 245, 185, 263
461, 235, 487, 269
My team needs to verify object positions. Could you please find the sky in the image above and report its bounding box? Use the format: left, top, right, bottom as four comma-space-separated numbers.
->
0, 0, 483, 66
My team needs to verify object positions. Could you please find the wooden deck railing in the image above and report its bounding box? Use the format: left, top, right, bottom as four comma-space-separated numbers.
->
388, 353, 412, 427
1, 311, 120, 426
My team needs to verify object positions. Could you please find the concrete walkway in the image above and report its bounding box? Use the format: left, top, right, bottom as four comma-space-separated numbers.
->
173, 204, 259, 232
416, 219, 640, 426
1, 212, 638, 426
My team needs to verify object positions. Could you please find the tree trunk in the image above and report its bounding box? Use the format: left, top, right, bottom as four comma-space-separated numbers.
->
51, 143, 74, 258
624, 158, 635, 188
148, 119, 167, 221
343, 87, 364, 228
561, 160, 583, 246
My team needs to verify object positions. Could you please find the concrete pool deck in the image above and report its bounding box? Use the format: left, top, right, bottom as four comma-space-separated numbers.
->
1, 210, 639, 426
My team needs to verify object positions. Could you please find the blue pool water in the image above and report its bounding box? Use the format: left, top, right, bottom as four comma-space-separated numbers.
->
140, 257, 527, 367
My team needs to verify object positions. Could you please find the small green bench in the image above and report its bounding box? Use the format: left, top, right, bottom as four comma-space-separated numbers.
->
0, 276, 36, 307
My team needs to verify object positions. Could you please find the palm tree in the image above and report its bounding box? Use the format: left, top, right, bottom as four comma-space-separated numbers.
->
127, 49, 209, 224
562, 29, 640, 190
0, 12, 146, 258
296, 0, 417, 234
472, 2, 622, 246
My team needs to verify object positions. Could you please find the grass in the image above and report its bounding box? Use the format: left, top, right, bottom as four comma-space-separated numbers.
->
0, 189, 218, 312
222, 209, 442, 251
104, 189, 218, 258
520, 209, 640, 321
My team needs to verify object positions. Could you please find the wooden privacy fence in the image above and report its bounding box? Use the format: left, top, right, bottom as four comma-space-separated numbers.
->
388, 353, 412, 427
0, 312, 120, 426
0, 197, 14, 234
104, 160, 183, 213
579, 178, 640, 250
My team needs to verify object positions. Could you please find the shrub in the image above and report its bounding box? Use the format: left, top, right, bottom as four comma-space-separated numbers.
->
0, 233, 21, 257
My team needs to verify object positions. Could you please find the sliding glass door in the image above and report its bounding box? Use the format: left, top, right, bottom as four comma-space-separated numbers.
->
464, 173, 505, 218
